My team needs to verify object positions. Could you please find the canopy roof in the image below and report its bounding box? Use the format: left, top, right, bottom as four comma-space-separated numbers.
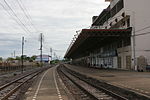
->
65, 28, 132, 59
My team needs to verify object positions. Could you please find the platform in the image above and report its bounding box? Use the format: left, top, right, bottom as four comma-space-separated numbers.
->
65, 64, 150, 96
24, 66, 70, 100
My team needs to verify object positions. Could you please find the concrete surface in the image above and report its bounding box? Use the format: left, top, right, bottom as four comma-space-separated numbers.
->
65, 64, 150, 96
25, 66, 69, 100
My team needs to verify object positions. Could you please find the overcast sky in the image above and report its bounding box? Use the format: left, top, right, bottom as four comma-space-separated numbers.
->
0, 0, 109, 59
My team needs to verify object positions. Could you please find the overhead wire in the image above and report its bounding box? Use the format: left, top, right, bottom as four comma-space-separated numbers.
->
16, 0, 39, 32
0, 0, 44, 59
42, 45, 64, 60
3, 0, 32, 34
0, 2, 30, 34
15, 0, 34, 32
0, 0, 41, 57
135, 25, 150, 32
3, 0, 41, 39
43, 39, 65, 53
134, 31, 150, 37
43, 45, 64, 52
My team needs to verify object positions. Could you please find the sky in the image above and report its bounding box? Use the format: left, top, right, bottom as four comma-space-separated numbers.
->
0, 0, 109, 59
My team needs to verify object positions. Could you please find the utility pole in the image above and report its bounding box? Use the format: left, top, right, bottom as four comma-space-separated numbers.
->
40, 33, 43, 67
50, 48, 52, 61
54, 52, 56, 60
21, 37, 24, 74
14, 50, 15, 58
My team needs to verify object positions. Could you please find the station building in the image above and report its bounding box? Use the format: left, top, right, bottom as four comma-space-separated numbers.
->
35, 55, 50, 63
65, 0, 150, 70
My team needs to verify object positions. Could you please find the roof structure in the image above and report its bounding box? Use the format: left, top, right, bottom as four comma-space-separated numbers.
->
65, 28, 132, 59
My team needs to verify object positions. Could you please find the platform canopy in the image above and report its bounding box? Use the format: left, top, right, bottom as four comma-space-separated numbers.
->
64, 28, 132, 59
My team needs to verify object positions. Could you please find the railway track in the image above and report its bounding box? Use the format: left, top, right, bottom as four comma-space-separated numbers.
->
57, 65, 119, 100
57, 64, 150, 100
0, 67, 49, 100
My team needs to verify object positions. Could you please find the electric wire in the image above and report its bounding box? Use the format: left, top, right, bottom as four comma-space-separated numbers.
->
15, 0, 34, 32
0, 1, 40, 56
43, 46, 64, 52
135, 26, 150, 33
134, 31, 150, 37
3, 0, 32, 34
16, 0, 39, 32
1, 0, 40, 40
0, 2, 29, 34
0, 0, 41, 57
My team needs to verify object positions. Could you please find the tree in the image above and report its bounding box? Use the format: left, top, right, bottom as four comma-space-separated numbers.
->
15, 56, 21, 60
28, 56, 37, 62
25, 57, 30, 61
31, 55, 37, 60
7, 57, 15, 61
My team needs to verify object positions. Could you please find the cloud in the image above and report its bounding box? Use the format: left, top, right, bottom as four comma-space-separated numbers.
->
0, 0, 109, 58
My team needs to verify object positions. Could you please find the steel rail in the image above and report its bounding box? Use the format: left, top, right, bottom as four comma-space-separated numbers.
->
1, 72, 40, 100
58, 66, 101, 100
0, 68, 43, 91
59, 65, 150, 100
0, 67, 49, 100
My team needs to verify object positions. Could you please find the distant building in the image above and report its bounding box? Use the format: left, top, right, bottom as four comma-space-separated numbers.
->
35, 55, 50, 63
65, 0, 150, 70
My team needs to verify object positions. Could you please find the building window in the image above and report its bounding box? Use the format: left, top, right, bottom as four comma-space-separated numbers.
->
111, 0, 124, 17
117, 0, 124, 12
127, 18, 130, 27
111, 5, 117, 17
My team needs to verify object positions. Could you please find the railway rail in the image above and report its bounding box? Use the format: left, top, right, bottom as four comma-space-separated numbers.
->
0, 67, 49, 100
57, 66, 97, 100
57, 64, 150, 100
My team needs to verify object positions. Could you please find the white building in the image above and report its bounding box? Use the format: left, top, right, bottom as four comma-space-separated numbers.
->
35, 55, 50, 63
90, 0, 150, 70
65, 0, 150, 71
